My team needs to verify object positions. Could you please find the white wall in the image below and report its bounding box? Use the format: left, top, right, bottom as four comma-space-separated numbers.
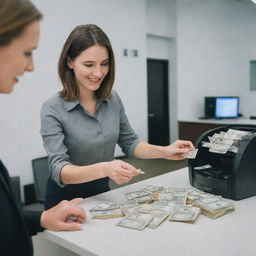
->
146, 0, 178, 141
0, 0, 148, 197
177, 0, 256, 120
4, 0, 256, 200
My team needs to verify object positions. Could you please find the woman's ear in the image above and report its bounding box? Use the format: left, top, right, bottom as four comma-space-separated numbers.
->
67, 57, 73, 69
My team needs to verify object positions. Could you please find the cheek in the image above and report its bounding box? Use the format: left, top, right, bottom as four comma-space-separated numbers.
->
103, 66, 110, 76
74, 66, 90, 77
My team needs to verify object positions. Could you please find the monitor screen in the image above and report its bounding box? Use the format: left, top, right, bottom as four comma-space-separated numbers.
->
215, 97, 239, 118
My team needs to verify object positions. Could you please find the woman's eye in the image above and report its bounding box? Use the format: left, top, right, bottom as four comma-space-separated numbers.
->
101, 62, 109, 66
84, 64, 93, 67
24, 52, 32, 57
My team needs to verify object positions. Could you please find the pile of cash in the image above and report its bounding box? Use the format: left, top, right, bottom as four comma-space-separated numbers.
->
201, 128, 253, 154
90, 202, 123, 219
89, 185, 235, 231
193, 196, 235, 219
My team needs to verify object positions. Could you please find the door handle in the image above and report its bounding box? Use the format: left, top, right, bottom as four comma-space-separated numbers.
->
148, 113, 155, 117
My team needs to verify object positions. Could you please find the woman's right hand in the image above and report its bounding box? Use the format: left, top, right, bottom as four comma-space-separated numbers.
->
102, 160, 139, 184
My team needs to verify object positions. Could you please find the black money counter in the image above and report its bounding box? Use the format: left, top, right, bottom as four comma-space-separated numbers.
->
188, 125, 256, 200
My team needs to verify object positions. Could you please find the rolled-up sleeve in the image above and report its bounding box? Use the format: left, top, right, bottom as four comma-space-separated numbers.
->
40, 101, 71, 187
115, 92, 141, 157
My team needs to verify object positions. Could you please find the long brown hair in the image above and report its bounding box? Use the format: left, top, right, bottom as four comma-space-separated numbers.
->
58, 24, 115, 101
0, 0, 42, 46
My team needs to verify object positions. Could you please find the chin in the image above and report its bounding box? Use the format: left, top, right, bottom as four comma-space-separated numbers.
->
89, 85, 101, 91
0, 83, 14, 94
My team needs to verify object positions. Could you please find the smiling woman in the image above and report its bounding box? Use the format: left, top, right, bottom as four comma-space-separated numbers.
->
40, 24, 195, 210
0, 0, 42, 94
0, 20, 40, 93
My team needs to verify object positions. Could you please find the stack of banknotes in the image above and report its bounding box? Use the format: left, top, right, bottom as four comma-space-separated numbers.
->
89, 185, 235, 231
202, 128, 253, 154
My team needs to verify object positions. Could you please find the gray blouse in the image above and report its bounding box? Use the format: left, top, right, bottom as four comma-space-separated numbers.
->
40, 90, 141, 187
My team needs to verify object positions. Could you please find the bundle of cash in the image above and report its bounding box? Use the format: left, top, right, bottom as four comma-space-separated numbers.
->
151, 200, 175, 213
169, 205, 201, 223
187, 189, 222, 205
90, 201, 123, 219
193, 197, 234, 219
116, 213, 153, 231
121, 202, 152, 215
90, 208, 123, 219
125, 190, 154, 204
157, 192, 187, 206
202, 128, 253, 154
147, 210, 170, 229
90, 201, 120, 211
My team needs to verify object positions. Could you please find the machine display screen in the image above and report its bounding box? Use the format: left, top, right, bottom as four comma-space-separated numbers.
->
215, 97, 239, 118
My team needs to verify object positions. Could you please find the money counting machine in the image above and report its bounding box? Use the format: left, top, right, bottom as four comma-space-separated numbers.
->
188, 125, 256, 200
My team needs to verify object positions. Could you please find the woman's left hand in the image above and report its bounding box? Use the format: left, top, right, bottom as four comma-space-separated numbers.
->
161, 140, 195, 160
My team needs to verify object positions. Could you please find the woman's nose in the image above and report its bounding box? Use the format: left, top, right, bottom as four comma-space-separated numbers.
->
25, 57, 34, 72
92, 66, 103, 77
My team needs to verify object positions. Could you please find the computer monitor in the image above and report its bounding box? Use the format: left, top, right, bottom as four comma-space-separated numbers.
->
215, 97, 239, 119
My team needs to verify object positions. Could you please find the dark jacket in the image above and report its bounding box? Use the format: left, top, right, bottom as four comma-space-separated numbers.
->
0, 160, 43, 256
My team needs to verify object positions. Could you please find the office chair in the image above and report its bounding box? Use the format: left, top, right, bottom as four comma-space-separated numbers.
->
10, 176, 22, 206
31, 156, 50, 203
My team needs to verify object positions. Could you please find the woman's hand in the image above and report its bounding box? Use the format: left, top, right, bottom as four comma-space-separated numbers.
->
102, 160, 139, 184
161, 140, 195, 160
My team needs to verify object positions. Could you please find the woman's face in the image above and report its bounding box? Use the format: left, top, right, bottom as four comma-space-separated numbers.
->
0, 20, 40, 94
68, 45, 110, 95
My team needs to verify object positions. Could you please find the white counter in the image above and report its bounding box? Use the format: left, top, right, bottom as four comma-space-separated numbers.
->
43, 168, 256, 256
179, 118, 256, 125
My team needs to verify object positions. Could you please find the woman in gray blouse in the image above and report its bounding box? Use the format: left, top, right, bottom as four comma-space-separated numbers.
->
41, 24, 194, 209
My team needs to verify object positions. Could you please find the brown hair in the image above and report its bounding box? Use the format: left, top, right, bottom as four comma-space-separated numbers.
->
58, 24, 115, 101
0, 0, 42, 46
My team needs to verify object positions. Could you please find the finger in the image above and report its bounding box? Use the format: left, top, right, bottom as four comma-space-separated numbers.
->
70, 198, 85, 205
119, 161, 137, 171
77, 216, 85, 224
66, 206, 87, 221
182, 141, 195, 149
116, 176, 130, 184
133, 169, 140, 175
175, 148, 190, 154
116, 168, 135, 178
57, 221, 83, 231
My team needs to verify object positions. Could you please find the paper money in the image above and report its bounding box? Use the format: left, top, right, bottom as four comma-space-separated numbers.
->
90, 201, 120, 211
137, 169, 145, 174
169, 205, 201, 223
194, 164, 212, 170
182, 148, 198, 159
121, 203, 151, 215
147, 210, 169, 229
151, 201, 175, 213
90, 185, 235, 230
193, 197, 235, 219
134, 195, 154, 204
116, 213, 153, 231
201, 129, 254, 155
144, 185, 164, 193
90, 208, 123, 219
125, 190, 151, 200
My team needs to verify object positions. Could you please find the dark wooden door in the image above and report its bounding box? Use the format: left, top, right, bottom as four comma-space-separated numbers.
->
147, 59, 169, 146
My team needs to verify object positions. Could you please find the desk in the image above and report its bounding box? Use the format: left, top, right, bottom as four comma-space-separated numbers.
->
179, 119, 256, 143
43, 168, 256, 256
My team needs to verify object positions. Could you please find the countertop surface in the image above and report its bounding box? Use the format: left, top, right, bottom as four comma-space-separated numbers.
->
44, 168, 256, 256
